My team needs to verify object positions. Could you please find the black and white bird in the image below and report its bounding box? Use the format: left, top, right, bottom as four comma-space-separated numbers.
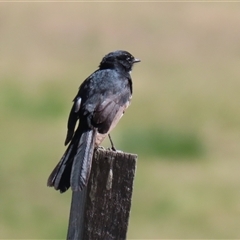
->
47, 50, 140, 193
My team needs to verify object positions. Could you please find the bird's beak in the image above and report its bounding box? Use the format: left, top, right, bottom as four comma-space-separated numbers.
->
133, 58, 141, 63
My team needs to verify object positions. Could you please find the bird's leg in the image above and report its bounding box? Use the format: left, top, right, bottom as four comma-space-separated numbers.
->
108, 134, 116, 151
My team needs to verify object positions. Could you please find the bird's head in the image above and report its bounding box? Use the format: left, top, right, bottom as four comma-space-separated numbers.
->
99, 50, 140, 73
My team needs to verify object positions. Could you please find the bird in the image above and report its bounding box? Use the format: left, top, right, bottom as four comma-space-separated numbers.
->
47, 50, 140, 193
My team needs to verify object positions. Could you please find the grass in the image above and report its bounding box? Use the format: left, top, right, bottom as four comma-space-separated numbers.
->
1, 3, 240, 239
0, 79, 68, 120
120, 127, 204, 159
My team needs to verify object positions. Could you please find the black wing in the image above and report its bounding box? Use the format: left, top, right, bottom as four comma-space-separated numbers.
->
64, 69, 132, 145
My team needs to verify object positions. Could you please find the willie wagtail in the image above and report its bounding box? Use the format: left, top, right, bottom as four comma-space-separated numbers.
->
47, 50, 140, 193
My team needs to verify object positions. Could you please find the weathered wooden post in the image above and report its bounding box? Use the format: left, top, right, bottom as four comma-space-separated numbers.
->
67, 148, 137, 240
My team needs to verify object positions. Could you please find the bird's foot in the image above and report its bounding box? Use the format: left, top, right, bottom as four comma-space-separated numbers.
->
108, 146, 117, 151
107, 146, 123, 153
96, 145, 105, 150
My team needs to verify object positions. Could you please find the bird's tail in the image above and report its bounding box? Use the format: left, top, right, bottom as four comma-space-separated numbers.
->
47, 128, 96, 193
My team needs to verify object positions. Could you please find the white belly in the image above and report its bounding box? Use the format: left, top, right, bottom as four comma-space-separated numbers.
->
95, 101, 130, 146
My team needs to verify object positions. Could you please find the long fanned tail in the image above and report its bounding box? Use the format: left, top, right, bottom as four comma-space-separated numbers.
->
47, 128, 96, 193
71, 129, 96, 191
47, 142, 75, 192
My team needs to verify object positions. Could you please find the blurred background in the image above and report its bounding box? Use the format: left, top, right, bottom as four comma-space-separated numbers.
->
1, 2, 240, 239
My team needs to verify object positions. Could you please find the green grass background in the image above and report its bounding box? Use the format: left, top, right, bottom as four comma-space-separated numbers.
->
1, 3, 240, 239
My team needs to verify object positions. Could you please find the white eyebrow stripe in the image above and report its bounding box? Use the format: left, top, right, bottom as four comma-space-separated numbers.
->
74, 97, 81, 113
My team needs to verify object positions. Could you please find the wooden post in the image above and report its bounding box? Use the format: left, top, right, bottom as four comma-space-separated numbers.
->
67, 148, 137, 240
